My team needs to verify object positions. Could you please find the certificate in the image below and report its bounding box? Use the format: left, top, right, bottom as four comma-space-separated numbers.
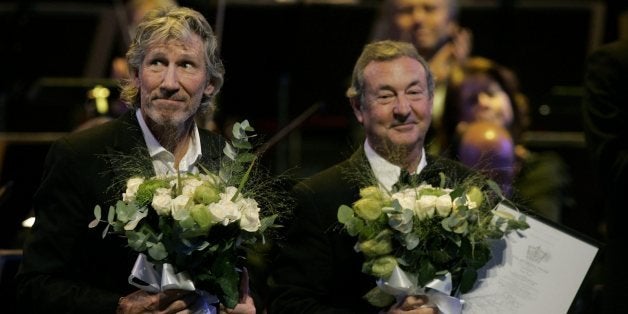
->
461, 203, 599, 313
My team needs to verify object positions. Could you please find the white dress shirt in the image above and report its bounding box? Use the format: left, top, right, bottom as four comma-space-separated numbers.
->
363, 140, 428, 192
136, 110, 202, 176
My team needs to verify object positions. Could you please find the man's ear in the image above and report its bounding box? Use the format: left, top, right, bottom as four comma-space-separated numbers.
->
350, 97, 364, 124
204, 83, 216, 97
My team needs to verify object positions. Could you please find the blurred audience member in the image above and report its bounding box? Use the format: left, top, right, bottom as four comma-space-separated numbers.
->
442, 57, 571, 222
111, 0, 179, 80
458, 121, 515, 196
439, 57, 528, 155
582, 39, 628, 314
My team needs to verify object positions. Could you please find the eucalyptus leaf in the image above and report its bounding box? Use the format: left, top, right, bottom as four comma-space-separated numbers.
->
404, 232, 420, 250
346, 217, 365, 237
236, 152, 255, 163
102, 224, 110, 239
88, 218, 100, 229
363, 286, 395, 308
93, 205, 101, 221
148, 242, 168, 261
239, 119, 253, 131
223, 143, 237, 160
107, 205, 116, 224
124, 208, 148, 231
127, 231, 148, 251
232, 140, 252, 150
337, 205, 354, 224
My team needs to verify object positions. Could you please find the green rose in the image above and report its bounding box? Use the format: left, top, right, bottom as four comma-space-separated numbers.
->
371, 256, 398, 278
190, 204, 213, 230
353, 198, 383, 221
466, 186, 484, 208
193, 184, 221, 205
359, 186, 381, 200
359, 236, 393, 256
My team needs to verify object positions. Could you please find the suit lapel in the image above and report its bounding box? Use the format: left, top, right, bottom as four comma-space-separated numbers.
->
104, 110, 154, 181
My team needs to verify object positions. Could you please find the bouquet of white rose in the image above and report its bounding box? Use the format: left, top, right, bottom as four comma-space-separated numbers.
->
89, 121, 277, 309
337, 175, 528, 312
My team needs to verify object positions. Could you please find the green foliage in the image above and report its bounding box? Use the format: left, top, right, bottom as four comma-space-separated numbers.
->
211, 250, 240, 309
459, 266, 478, 293
136, 179, 170, 206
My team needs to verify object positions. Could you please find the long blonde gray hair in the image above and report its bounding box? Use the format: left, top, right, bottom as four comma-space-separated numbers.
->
120, 6, 224, 111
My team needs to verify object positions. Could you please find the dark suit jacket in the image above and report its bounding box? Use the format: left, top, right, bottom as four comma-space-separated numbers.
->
582, 40, 628, 314
16, 110, 224, 314
269, 148, 474, 314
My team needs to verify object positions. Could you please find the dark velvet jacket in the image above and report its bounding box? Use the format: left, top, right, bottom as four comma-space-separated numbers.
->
269, 147, 474, 314
16, 110, 224, 314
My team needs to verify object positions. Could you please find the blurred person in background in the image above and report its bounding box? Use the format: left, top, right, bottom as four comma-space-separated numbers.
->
582, 38, 628, 314
441, 57, 571, 223
457, 120, 515, 197
111, 0, 179, 80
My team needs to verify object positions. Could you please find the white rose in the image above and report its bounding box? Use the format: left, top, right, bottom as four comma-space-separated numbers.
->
391, 189, 417, 211
415, 195, 437, 220
122, 177, 144, 202
238, 197, 261, 232
152, 188, 173, 216
435, 194, 453, 217
208, 199, 241, 226
181, 178, 204, 197
221, 186, 239, 202
172, 195, 192, 221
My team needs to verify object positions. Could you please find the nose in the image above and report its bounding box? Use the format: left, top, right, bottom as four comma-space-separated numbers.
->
160, 64, 180, 92
393, 95, 412, 118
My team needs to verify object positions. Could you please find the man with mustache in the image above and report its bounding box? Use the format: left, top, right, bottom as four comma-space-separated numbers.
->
269, 41, 473, 314
17, 7, 254, 314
